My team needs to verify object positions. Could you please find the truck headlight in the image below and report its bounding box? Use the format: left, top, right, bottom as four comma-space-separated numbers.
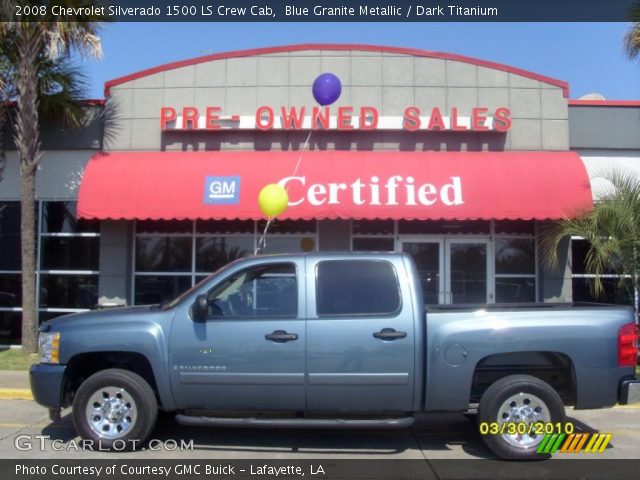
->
38, 332, 60, 364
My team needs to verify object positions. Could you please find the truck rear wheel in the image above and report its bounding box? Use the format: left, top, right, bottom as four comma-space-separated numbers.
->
478, 374, 565, 460
72, 368, 157, 451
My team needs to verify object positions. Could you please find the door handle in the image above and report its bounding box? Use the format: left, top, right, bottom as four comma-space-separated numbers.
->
373, 328, 407, 340
265, 330, 299, 342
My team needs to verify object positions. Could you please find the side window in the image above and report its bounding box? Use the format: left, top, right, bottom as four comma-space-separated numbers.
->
206, 263, 297, 318
316, 260, 401, 316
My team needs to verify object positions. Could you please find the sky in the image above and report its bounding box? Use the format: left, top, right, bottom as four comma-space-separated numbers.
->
77, 22, 640, 100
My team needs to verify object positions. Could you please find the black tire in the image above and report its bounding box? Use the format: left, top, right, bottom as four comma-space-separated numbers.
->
72, 368, 158, 451
477, 374, 565, 460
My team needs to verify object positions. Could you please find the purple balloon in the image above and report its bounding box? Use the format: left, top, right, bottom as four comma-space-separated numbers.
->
312, 73, 342, 106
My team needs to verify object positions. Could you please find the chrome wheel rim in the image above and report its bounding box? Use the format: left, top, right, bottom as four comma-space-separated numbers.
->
497, 392, 550, 449
85, 386, 137, 439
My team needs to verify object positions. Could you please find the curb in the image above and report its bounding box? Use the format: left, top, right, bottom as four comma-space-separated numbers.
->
0, 389, 33, 400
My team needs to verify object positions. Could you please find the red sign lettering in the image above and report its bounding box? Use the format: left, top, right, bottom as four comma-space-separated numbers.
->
160, 107, 176, 129
160, 105, 512, 132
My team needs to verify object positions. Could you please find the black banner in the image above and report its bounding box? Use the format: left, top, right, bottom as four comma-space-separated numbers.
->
6, 0, 640, 22
3, 460, 640, 480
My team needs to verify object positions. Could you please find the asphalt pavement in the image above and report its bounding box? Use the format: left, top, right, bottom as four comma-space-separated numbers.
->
0, 369, 638, 460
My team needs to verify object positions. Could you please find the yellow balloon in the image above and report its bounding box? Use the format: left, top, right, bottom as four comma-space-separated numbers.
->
300, 237, 315, 252
258, 183, 289, 218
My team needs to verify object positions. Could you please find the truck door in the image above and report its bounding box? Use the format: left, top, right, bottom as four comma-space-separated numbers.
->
305, 257, 416, 412
169, 259, 306, 411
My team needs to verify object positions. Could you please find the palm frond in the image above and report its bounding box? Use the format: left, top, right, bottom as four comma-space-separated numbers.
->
37, 58, 88, 128
540, 167, 640, 303
624, 2, 640, 59
46, 1, 108, 60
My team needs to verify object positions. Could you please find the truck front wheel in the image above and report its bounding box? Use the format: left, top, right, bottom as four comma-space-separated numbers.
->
478, 374, 565, 460
72, 368, 158, 451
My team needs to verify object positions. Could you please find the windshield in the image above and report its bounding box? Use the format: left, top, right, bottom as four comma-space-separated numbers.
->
162, 259, 244, 309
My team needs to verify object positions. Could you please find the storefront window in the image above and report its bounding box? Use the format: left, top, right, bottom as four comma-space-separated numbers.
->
136, 237, 192, 272
134, 221, 194, 304
0, 202, 22, 344
39, 274, 99, 309
494, 237, 536, 303
495, 277, 536, 304
0, 202, 21, 271
196, 237, 253, 273
42, 201, 99, 234
41, 237, 99, 270
38, 311, 70, 323
495, 238, 535, 274
572, 278, 634, 305
570, 239, 634, 306
257, 219, 317, 254
353, 219, 537, 303
133, 220, 317, 305
0, 274, 21, 308
38, 201, 100, 318
134, 275, 192, 305
0, 274, 20, 344
0, 312, 21, 346
0, 200, 101, 341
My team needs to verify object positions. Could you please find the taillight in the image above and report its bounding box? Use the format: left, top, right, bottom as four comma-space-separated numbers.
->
618, 322, 639, 368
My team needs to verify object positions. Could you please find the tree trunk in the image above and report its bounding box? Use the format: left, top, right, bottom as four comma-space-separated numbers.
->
20, 172, 37, 352
0, 106, 6, 181
14, 26, 42, 353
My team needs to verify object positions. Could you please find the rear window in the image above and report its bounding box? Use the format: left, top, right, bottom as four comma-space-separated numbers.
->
316, 260, 401, 316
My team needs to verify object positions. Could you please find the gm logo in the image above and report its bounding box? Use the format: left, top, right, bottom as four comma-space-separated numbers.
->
203, 176, 240, 205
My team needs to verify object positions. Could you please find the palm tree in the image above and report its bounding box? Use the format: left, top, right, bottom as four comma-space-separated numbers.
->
0, 38, 11, 184
1, 42, 90, 141
1, 38, 88, 231
540, 169, 640, 316
624, 1, 640, 60
1, 2, 103, 352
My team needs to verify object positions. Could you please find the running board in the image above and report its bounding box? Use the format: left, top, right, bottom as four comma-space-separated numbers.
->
175, 414, 415, 429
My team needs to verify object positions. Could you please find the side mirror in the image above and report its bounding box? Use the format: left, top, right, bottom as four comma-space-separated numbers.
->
192, 294, 208, 322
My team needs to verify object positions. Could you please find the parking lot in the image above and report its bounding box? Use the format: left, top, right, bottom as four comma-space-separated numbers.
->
0, 399, 638, 460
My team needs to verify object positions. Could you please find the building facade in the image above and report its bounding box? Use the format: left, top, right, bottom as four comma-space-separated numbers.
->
0, 44, 639, 345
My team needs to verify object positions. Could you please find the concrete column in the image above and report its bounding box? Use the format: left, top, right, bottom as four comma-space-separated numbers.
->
537, 223, 573, 302
98, 220, 132, 306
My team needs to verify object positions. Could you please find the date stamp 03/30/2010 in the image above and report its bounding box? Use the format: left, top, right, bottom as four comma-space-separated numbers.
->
479, 422, 613, 454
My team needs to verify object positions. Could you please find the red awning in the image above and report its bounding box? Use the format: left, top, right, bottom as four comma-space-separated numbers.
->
77, 151, 592, 221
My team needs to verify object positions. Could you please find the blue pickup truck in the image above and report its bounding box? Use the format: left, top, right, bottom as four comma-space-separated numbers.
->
30, 252, 639, 459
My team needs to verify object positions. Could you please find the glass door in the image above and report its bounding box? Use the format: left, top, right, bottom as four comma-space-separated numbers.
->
400, 238, 492, 305
445, 239, 491, 304
401, 240, 444, 305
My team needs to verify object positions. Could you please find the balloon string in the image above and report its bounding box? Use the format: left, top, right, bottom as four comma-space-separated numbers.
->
291, 128, 314, 179
255, 217, 273, 255
257, 110, 318, 255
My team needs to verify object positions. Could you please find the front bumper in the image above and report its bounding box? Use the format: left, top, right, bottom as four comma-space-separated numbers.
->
619, 379, 640, 405
29, 364, 66, 409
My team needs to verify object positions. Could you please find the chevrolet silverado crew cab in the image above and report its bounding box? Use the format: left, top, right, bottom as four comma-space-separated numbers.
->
30, 252, 640, 459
